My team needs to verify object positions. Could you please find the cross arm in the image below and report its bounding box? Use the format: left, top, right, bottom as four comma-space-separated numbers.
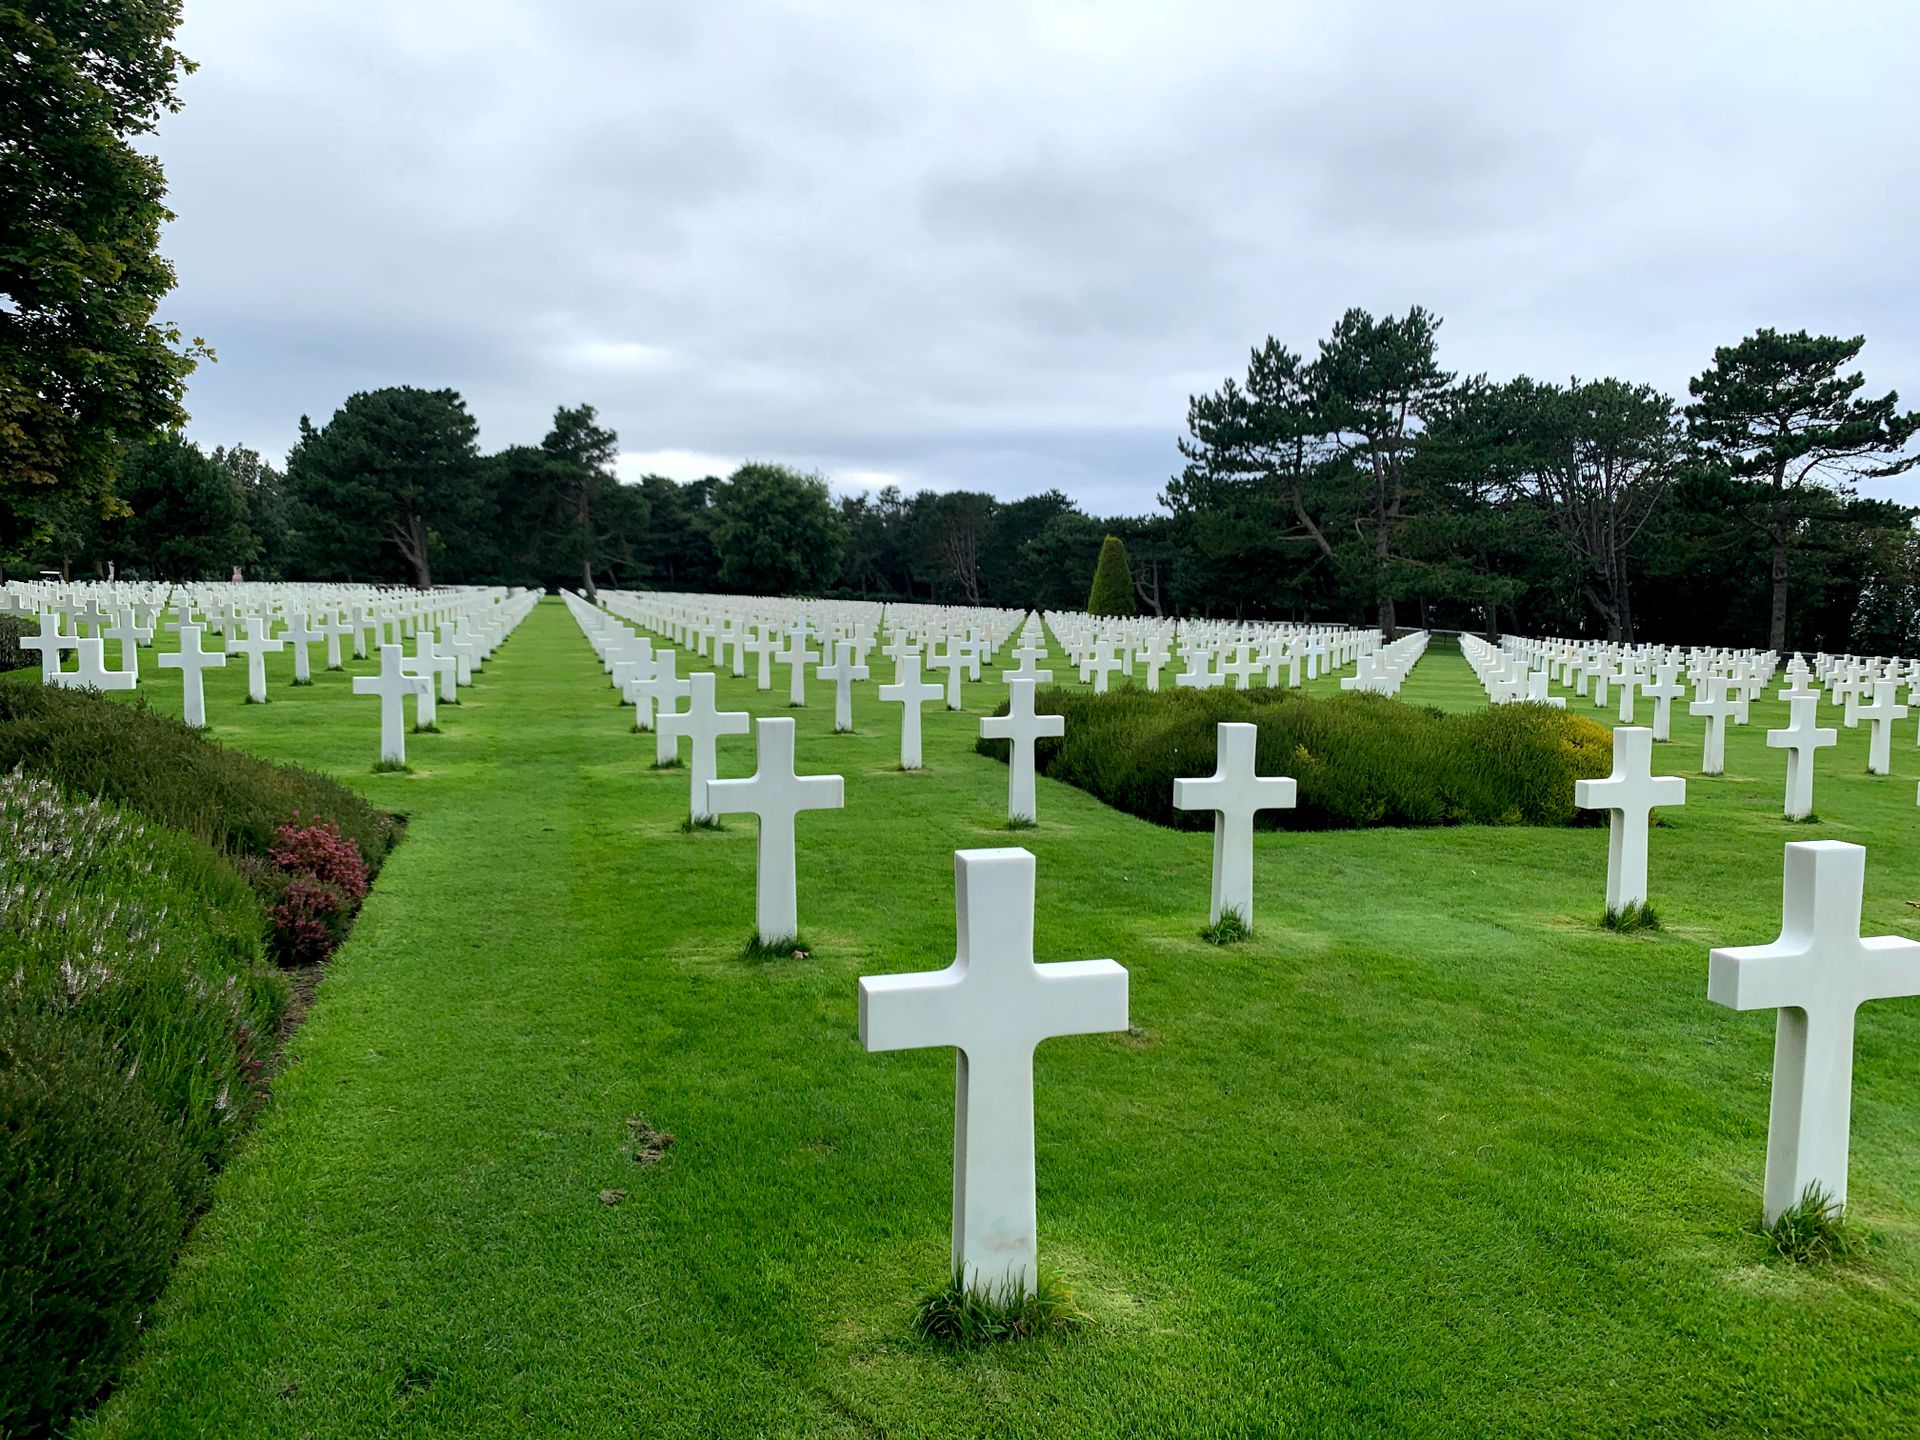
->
859, 969, 963, 1052
1032, 959, 1129, 1037
1708, 940, 1811, 1013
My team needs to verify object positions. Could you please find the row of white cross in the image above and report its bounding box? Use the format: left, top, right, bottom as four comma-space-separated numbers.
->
576, 597, 1920, 1289
14, 585, 536, 767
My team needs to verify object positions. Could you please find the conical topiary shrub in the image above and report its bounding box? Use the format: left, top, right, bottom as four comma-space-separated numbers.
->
1087, 535, 1136, 616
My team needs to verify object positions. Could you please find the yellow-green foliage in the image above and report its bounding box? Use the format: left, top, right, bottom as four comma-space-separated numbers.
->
977, 685, 1612, 829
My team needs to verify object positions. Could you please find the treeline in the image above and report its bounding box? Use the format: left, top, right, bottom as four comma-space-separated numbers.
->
11, 316, 1920, 653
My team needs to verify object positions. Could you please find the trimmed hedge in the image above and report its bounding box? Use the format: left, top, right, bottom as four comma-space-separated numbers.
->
976, 685, 1612, 829
0, 679, 398, 877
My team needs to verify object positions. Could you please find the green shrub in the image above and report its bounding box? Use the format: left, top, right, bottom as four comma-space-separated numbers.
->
0, 680, 398, 875
0, 771, 284, 1192
976, 686, 1611, 830
1087, 535, 1136, 616
0, 1012, 198, 1439
0, 616, 28, 674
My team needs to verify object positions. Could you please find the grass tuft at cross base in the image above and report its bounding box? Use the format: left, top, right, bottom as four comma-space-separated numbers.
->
1766, 1183, 1865, 1265
1601, 901, 1662, 932
912, 1268, 1088, 1348
1201, 907, 1252, 945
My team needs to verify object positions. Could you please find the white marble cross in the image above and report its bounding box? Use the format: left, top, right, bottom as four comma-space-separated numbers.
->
283, 611, 325, 684
1174, 650, 1223, 690
929, 644, 967, 711
1004, 638, 1052, 685
639, 650, 691, 763
1615, 665, 1641, 723
21, 613, 75, 682
404, 631, 453, 729
227, 617, 285, 704
1221, 645, 1262, 691
751, 630, 781, 692
1689, 675, 1740, 775
1709, 841, 1920, 1223
779, 626, 819, 707
1642, 666, 1686, 742
1573, 727, 1685, 912
54, 637, 136, 694
1171, 722, 1296, 928
1769, 693, 1837, 820
979, 678, 1064, 823
1142, 639, 1171, 692
1857, 679, 1908, 776
103, 609, 149, 678
817, 640, 870, 733
705, 717, 844, 944
156, 622, 226, 727
879, 652, 944, 770
858, 847, 1127, 1297
1085, 640, 1124, 694
657, 670, 750, 822
1525, 671, 1564, 708
315, 611, 350, 670
352, 643, 427, 766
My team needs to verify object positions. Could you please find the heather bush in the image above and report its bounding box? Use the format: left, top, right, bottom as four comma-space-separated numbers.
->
976, 686, 1611, 830
0, 771, 282, 1186
0, 680, 398, 876
0, 1013, 197, 1439
263, 816, 371, 965
0, 772, 289, 1436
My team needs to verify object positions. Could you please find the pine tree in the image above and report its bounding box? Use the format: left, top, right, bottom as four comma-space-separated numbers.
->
1087, 535, 1137, 615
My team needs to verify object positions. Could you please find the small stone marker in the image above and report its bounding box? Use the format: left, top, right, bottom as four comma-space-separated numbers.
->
1769, 694, 1837, 820
1709, 841, 1920, 1223
656, 670, 750, 822
1171, 722, 1296, 928
705, 717, 844, 944
1573, 727, 1684, 913
156, 622, 227, 728
879, 652, 944, 770
858, 847, 1127, 1298
979, 678, 1064, 823
352, 643, 427, 766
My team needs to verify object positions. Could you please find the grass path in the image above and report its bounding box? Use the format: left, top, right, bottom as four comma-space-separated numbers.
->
82, 607, 1920, 1438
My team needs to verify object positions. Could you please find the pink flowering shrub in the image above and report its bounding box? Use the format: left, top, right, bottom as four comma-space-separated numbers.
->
265, 816, 371, 966
269, 815, 370, 901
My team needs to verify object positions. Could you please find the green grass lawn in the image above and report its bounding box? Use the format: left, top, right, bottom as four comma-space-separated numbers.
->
69, 606, 1920, 1438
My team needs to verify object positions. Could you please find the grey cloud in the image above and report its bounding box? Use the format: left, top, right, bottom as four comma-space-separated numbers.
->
156, 0, 1920, 510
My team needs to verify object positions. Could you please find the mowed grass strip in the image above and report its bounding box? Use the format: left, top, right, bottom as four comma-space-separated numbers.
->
78, 606, 1920, 1438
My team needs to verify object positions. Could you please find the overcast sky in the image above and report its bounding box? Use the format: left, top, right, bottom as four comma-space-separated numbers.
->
153, 0, 1920, 513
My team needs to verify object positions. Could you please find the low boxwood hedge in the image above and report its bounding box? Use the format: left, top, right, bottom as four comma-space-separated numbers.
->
976, 685, 1612, 829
